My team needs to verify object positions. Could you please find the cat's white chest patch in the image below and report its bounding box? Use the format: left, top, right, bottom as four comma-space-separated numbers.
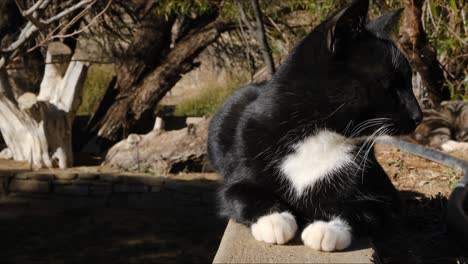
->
279, 130, 356, 195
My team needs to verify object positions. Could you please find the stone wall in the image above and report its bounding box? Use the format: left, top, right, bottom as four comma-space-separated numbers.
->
0, 170, 218, 209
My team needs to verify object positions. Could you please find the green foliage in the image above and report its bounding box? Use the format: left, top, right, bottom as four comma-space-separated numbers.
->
421, 0, 467, 100
156, 0, 214, 17
78, 64, 115, 115
218, 0, 238, 20
173, 74, 247, 117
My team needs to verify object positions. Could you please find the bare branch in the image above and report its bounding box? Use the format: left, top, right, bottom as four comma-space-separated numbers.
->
14, 0, 51, 29
18, 0, 45, 16
40, 0, 95, 25
2, 22, 39, 53
250, 0, 275, 75
56, 0, 97, 36
1, 0, 100, 70
236, 0, 256, 35
25, 0, 112, 55
267, 17, 289, 45
55, 0, 112, 39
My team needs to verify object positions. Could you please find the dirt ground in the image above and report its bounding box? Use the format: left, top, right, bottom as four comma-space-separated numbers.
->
375, 144, 467, 197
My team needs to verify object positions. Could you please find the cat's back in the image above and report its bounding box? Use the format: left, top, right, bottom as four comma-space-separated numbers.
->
208, 82, 265, 175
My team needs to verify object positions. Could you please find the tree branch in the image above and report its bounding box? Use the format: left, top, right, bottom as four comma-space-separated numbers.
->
236, 0, 256, 34
14, 0, 49, 29
0, 0, 101, 70
250, 0, 275, 76
40, 0, 95, 25
2, 22, 38, 53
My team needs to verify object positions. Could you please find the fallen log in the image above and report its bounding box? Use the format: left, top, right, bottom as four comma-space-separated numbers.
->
104, 118, 210, 174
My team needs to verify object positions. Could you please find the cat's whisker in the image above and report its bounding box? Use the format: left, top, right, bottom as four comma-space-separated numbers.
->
343, 120, 355, 136
356, 125, 391, 183
351, 118, 390, 134
352, 121, 388, 162
347, 118, 390, 139
319, 103, 347, 121
351, 118, 388, 131
353, 123, 391, 181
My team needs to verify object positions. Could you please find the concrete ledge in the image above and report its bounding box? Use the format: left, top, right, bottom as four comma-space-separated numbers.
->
213, 220, 375, 263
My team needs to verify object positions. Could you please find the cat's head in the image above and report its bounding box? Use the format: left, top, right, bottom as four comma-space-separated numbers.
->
276, 0, 422, 137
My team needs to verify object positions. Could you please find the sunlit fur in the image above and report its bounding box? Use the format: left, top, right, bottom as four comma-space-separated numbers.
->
208, 0, 422, 251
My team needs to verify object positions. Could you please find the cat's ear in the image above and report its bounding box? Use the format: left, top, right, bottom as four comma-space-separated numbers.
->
327, 0, 369, 53
366, 9, 403, 39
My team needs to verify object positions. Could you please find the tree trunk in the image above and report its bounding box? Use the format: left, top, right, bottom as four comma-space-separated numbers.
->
236, 0, 275, 78
95, 18, 228, 142
249, 0, 275, 76
399, 0, 450, 107
0, 42, 87, 168
86, 11, 174, 136
86, 8, 225, 145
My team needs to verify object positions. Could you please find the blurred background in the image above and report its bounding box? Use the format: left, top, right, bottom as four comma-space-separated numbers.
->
0, 0, 466, 164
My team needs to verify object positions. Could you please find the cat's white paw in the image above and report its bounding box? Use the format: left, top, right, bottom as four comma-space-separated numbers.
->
441, 140, 468, 152
301, 217, 352, 252
251, 212, 297, 244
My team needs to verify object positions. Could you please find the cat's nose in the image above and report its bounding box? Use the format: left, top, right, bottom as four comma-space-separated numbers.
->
411, 110, 423, 126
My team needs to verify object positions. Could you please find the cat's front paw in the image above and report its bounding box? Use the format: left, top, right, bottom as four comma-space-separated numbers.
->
301, 218, 352, 252
251, 212, 297, 244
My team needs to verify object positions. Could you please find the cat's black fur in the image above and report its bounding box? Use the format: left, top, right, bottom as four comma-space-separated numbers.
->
208, 0, 423, 246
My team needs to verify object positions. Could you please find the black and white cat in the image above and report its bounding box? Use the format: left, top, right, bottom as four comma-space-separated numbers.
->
208, 0, 422, 252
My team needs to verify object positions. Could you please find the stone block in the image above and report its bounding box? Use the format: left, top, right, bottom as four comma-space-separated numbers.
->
54, 172, 77, 180
150, 185, 163, 192
122, 175, 164, 187
54, 184, 89, 196
0, 179, 5, 194
9, 179, 50, 193
29, 173, 55, 181
54, 179, 73, 185
108, 193, 172, 209
99, 173, 122, 182
14, 172, 30, 180
0, 171, 15, 178
77, 173, 99, 180
89, 185, 112, 196
113, 184, 148, 193
213, 220, 374, 264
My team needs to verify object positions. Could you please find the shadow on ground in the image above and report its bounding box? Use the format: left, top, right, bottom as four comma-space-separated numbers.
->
373, 190, 468, 264
0, 179, 226, 264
